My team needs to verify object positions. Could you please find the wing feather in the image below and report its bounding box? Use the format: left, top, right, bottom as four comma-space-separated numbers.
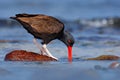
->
17, 14, 64, 34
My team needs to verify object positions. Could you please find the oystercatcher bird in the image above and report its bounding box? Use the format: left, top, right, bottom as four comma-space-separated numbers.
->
10, 13, 74, 61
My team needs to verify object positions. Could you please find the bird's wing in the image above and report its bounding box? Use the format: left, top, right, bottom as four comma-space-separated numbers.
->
16, 15, 64, 34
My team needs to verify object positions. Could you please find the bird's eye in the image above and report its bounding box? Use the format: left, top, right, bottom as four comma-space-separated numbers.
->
67, 40, 71, 43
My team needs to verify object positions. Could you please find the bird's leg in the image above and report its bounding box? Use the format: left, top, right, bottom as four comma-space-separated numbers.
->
42, 44, 58, 60
33, 38, 46, 55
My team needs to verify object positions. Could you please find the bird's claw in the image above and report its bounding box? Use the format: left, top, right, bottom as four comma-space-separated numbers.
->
49, 56, 58, 60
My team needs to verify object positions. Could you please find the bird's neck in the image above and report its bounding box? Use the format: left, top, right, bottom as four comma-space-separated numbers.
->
58, 31, 66, 45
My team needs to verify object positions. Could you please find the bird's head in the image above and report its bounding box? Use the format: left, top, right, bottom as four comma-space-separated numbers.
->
59, 31, 75, 62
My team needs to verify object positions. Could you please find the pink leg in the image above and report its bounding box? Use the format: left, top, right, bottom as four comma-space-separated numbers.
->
33, 38, 58, 60
42, 44, 58, 60
33, 38, 45, 55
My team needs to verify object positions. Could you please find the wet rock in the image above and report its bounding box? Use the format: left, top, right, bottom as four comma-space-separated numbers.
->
5, 50, 57, 61
109, 62, 120, 68
87, 55, 120, 60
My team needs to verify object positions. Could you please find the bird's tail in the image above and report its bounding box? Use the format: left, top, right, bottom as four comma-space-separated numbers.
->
16, 13, 38, 17
10, 16, 16, 19
10, 13, 28, 19
16, 13, 29, 17
10, 13, 38, 19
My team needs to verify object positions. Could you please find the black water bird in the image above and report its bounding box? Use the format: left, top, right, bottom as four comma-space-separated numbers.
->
10, 13, 74, 61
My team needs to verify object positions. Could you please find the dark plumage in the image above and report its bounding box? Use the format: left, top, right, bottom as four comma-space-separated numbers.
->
10, 13, 74, 61
10, 13, 64, 44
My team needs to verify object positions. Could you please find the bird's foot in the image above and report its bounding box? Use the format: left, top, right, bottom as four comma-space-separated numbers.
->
38, 49, 46, 55
48, 55, 58, 60
39, 51, 58, 60
39, 52, 46, 55
41, 47, 58, 60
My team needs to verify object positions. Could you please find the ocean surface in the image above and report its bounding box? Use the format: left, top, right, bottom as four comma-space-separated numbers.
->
0, 0, 120, 20
1, 0, 120, 80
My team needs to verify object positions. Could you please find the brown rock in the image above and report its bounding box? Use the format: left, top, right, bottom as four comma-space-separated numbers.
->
4, 50, 57, 61
87, 55, 120, 60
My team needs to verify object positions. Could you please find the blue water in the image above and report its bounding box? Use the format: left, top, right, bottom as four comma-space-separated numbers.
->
1, 0, 120, 80
0, 0, 120, 20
